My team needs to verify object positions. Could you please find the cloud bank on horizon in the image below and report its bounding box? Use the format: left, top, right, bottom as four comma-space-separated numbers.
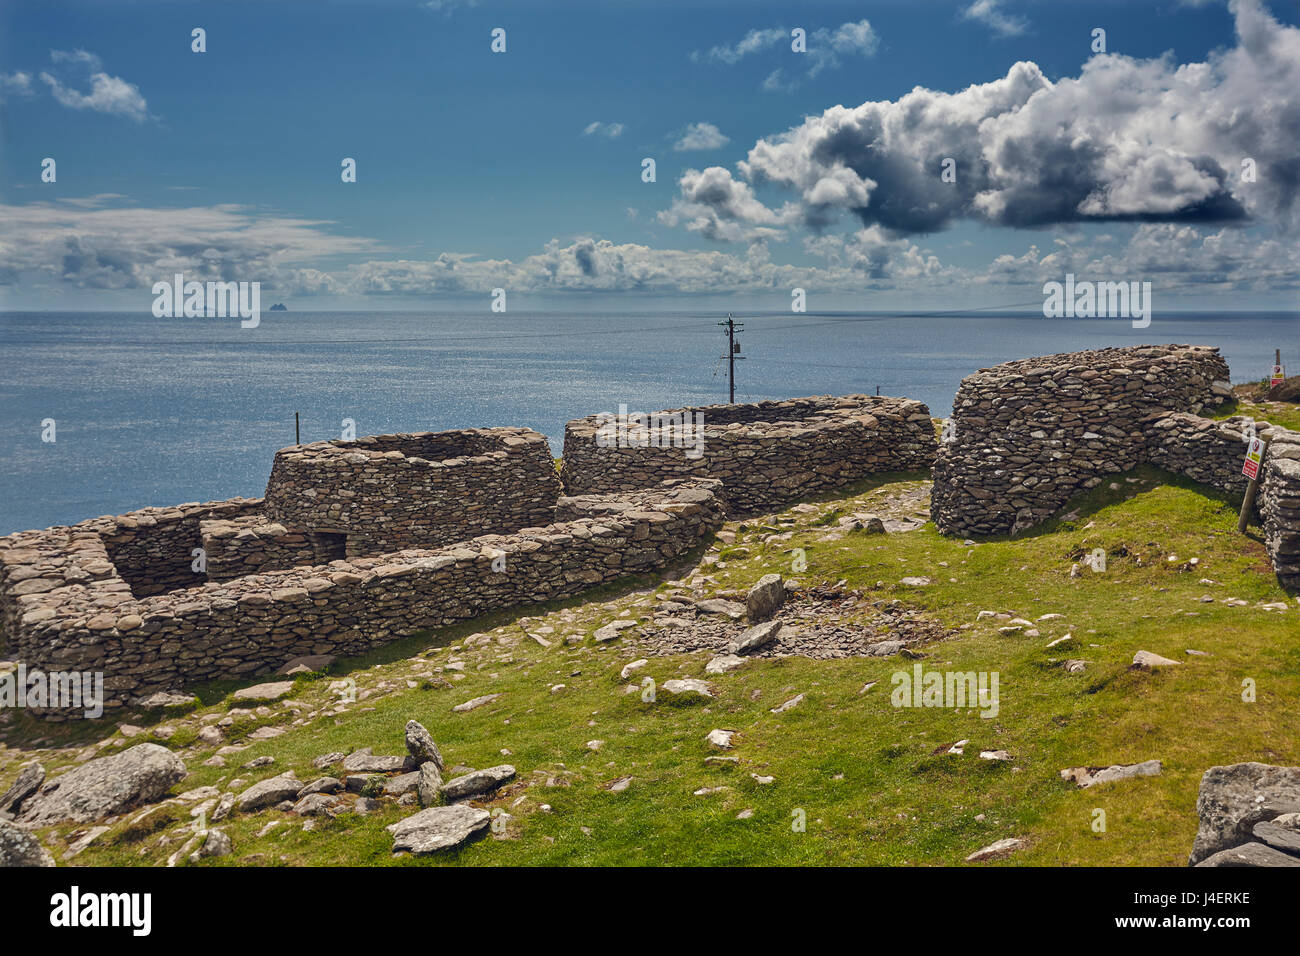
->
1, 0, 1298, 306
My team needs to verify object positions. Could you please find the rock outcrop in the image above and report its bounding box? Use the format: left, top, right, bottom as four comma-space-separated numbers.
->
18, 744, 186, 825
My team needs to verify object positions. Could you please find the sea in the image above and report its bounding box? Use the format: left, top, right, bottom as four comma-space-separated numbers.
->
1, 309, 1295, 535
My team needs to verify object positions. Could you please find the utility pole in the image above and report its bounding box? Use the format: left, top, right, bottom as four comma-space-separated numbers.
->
717, 313, 745, 403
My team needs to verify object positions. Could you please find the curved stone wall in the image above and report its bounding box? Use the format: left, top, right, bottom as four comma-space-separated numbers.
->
262, 427, 561, 555
932, 345, 1232, 536
562, 395, 937, 516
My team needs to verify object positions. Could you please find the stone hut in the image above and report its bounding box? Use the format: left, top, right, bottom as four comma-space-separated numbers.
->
562, 394, 937, 516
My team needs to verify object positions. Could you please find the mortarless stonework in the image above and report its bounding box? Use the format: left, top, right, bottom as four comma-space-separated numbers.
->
561, 395, 937, 516
262, 428, 562, 556
932, 345, 1232, 536
931, 344, 1300, 589
0, 478, 724, 713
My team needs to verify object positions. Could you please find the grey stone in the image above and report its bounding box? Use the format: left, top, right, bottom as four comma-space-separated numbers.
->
1252, 820, 1300, 856
404, 720, 444, 770
1189, 763, 1300, 865
0, 819, 55, 867
0, 763, 45, 816
1132, 650, 1182, 670
695, 599, 745, 619
383, 771, 421, 797
1195, 842, 1300, 867
292, 793, 339, 816
441, 765, 516, 800
661, 678, 715, 700
965, 837, 1024, 862
19, 744, 186, 825
342, 750, 416, 773
235, 772, 304, 812
230, 681, 295, 703
746, 574, 785, 621
418, 762, 443, 807
731, 620, 782, 655
297, 777, 342, 797
134, 692, 198, 710
388, 804, 491, 854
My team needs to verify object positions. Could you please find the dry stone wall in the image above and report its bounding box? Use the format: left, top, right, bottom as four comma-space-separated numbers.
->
201, 516, 319, 582
95, 498, 264, 597
932, 345, 1232, 535
262, 428, 562, 556
931, 344, 1300, 590
0, 479, 724, 713
562, 395, 937, 516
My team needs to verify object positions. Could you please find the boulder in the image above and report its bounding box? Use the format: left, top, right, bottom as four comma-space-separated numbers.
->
418, 763, 444, 807
0, 820, 55, 867
19, 744, 186, 825
1189, 763, 1300, 864
292, 793, 339, 817
235, 773, 304, 813
230, 681, 295, 703
1194, 842, 1300, 867
440, 765, 516, 801
388, 805, 491, 854
746, 574, 785, 621
593, 619, 638, 642
731, 620, 781, 655
404, 720, 444, 770
342, 750, 416, 773
1132, 650, 1182, 670
695, 599, 745, 619
661, 678, 715, 700
1059, 760, 1162, 788
0, 763, 45, 816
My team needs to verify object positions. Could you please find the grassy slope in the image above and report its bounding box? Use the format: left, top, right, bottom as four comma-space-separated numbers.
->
3, 466, 1298, 868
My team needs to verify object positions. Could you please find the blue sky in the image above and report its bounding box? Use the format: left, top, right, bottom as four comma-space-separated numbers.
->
2, 0, 1299, 311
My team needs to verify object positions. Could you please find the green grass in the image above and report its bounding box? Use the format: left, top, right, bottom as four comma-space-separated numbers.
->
3, 466, 1297, 867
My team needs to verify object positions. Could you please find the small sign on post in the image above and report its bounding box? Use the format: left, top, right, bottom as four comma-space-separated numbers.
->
1237, 435, 1270, 533
1242, 436, 1264, 481
1271, 364, 1286, 387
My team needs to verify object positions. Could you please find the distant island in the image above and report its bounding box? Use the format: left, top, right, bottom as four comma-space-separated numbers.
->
269, 303, 288, 311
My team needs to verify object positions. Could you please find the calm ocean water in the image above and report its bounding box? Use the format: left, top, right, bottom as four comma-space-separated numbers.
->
1, 310, 1296, 534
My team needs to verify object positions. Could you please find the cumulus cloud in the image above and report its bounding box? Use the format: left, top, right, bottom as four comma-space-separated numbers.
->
961, 0, 1028, 38
0, 200, 375, 292
671, 0, 1299, 238
693, 20, 879, 89
673, 122, 730, 151
4, 197, 1298, 301
656, 166, 800, 242
39, 49, 149, 121
582, 120, 625, 139
0, 71, 33, 101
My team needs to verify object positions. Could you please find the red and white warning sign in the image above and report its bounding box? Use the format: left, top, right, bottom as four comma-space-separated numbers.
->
1271, 364, 1286, 386
1243, 436, 1264, 480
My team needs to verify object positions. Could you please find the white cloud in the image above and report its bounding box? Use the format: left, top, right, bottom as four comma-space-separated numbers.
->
693, 20, 879, 89
673, 122, 730, 151
39, 49, 149, 121
669, 0, 1300, 238
961, 0, 1028, 38
582, 121, 625, 139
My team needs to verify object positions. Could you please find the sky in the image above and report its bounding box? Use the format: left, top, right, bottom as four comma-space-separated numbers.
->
1, 0, 1299, 312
